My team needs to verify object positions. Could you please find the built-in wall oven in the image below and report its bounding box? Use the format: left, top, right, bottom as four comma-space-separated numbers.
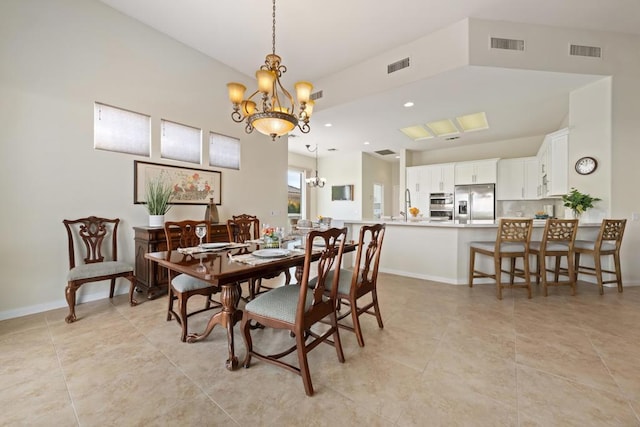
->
429, 192, 454, 220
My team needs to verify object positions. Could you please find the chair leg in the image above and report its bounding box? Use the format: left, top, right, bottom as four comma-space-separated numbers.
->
331, 310, 345, 363
128, 275, 138, 306
523, 254, 531, 299
179, 294, 189, 342
540, 254, 548, 297
167, 288, 175, 321
509, 258, 516, 285
65, 282, 78, 323
534, 253, 541, 285
351, 299, 365, 347
468, 248, 476, 287
574, 253, 581, 283
594, 255, 604, 295
241, 315, 253, 368
566, 253, 576, 296
295, 329, 314, 396
614, 253, 623, 292
495, 256, 502, 300
554, 256, 561, 282
371, 288, 384, 329
109, 278, 116, 299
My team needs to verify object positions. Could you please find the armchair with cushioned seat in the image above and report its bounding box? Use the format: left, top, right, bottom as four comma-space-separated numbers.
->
240, 227, 347, 396
164, 220, 222, 342
63, 216, 137, 323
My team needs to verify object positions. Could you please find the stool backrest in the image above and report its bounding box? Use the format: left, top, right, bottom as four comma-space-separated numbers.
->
597, 219, 626, 251
494, 218, 533, 251
542, 219, 579, 245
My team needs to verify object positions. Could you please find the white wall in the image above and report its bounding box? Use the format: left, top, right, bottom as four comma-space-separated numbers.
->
0, 0, 289, 319
362, 153, 394, 219
317, 151, 362, 220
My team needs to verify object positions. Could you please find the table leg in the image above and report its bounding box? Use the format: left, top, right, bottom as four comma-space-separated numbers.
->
186, 283, 243, 371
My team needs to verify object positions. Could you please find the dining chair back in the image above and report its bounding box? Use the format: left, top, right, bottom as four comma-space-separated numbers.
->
529, 219, 579, 296
469, 218, 533, 299
317, 223, 386, 347
63, 216, 137, 323
240, 227, 348, 396
227, 214, 290, 300
574, 219, 626, 294
164, 220, 222, 342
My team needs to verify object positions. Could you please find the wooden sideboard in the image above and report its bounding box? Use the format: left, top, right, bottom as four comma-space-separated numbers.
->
133, 224, 229, 299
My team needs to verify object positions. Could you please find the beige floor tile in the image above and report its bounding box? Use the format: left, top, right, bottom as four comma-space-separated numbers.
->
2, 277, 640, 426
517, 364, 638, 426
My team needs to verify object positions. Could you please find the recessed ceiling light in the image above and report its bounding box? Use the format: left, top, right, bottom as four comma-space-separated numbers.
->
324, 123, 332, 127
426, 119, 459, 137
456, 112, 489, 132
395, 155, 400, 159
364, 141, 370, 145
399, 125, 433, 141
403, 101, 414, 108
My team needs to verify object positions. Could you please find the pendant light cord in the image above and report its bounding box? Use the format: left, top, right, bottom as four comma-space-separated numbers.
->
272, 0, 276, 55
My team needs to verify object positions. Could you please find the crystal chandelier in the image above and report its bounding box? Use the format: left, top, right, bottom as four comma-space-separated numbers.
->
226, 0, 313, 141
305, 144, 326, 188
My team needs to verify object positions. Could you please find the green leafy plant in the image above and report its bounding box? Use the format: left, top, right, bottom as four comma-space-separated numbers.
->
145, 174, 174, 215
562, 187, 600, 215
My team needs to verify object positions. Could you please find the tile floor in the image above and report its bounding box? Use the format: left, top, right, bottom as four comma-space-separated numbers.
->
2, 274, 640, 426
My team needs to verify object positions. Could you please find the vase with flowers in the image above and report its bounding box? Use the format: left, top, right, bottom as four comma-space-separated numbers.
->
561, 187, 600, 220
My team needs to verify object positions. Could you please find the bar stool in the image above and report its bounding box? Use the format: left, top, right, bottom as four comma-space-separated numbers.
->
574, 219, 626, 295
469, 218, 533, 300
529, 219, 579, 296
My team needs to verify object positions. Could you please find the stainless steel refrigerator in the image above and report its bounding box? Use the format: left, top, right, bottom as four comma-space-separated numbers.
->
454, 184, 495, 221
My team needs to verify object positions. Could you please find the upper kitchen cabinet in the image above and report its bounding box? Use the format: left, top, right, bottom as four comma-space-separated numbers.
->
454, 159, 498, 185
406, 165, 429, 211
426, 163, 455, 193
497, 157, 539, 200
538, 128, 569, 197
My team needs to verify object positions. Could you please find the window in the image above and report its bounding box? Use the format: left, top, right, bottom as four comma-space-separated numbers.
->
94, 102, 150, 156
160, 120, 202, 164
209, 132, 240, 170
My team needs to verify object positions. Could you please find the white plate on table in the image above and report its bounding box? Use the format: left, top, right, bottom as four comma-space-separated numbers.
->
201, 242, 230, 249
252, 249, 290, 258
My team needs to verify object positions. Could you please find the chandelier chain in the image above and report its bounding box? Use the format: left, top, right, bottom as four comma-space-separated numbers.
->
272, 0, 276, 56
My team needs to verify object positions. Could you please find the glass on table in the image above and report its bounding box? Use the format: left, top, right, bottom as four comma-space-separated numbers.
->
195, 225, 207, 248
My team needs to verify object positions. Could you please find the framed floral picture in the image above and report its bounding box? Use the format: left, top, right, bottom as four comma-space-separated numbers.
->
134, 160, 221, 205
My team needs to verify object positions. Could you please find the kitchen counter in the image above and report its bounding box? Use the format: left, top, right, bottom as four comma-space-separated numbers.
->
344, 219, 600, 285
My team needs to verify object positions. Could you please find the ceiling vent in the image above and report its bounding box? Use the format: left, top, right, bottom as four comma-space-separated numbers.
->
569, 44, 602, 58
387, 57, 410, 74
375, 149, 396, 156
490, 37, 525, 51
310, 90, 323, 101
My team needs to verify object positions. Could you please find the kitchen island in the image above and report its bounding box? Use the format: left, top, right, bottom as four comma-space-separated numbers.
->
345, 219, 600, 285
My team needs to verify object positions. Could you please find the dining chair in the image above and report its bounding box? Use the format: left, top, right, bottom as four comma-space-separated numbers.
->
529, 219, 579, 296
240, 227, 348, 396
574, 219, 626, 295
164, 220, 222, 342
309, 223, 386, 347
63, 216, 137, 323
469, 218, 533, 299
227, 214, 291, 300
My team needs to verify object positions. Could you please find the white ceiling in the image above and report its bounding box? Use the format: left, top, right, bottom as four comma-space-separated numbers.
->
98, 0, 640, 159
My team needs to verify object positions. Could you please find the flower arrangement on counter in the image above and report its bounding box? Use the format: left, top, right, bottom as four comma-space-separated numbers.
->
409, 207, 420, 217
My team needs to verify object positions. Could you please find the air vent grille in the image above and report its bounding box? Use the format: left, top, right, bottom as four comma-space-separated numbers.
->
375, 149, 396, 156
570, 44, 602, 58
490, 37, 525, 51
387, 57, 410, 74
310, 90, 323, 101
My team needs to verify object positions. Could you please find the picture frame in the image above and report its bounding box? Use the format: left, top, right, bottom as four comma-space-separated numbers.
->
331, 184, 354, 201
134, 160, 221, 205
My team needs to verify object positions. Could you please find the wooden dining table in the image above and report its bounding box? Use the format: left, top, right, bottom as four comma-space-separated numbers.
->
145, 241, 356, 371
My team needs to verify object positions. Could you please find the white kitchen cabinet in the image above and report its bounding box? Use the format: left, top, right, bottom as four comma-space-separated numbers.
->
538, 128, 569, 197
455, 159, 498, 185
406, 166, 429, 211
426, 163, 455, 193
497, 157, 539, 200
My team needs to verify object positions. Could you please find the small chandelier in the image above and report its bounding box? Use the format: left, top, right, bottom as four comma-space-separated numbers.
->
226, 0, 313, 141
305, 144, 326, 188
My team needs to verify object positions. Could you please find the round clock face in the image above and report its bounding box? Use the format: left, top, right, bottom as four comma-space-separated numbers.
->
575, 156, 597, 175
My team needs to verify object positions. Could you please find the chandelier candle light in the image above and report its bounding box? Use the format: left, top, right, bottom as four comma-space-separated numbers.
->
226, 0, 314, 141
305, 144, 326, 188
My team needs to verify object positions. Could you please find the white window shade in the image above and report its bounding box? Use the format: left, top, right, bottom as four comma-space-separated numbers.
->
161, 119, 201, 164
209, 132, 240, 170
94, 102, 150, 156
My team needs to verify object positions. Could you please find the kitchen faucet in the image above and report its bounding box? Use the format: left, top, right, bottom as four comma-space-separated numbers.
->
402, 188, 411, 222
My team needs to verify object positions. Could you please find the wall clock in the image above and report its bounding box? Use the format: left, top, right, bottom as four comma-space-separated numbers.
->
575, 156, 597, 175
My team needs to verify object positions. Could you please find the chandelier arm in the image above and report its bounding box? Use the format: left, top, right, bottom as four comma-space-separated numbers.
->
231, 110, 244, 123
298, 122, 310, 134
244, 122, 254, 134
